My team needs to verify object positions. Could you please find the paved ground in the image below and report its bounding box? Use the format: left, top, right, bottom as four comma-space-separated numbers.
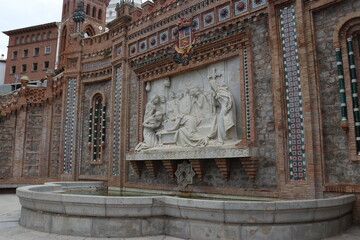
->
0, 193, 359, 240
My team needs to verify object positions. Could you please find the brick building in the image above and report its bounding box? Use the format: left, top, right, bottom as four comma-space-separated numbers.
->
3, 22, 60, 84
2, 0, 360, 226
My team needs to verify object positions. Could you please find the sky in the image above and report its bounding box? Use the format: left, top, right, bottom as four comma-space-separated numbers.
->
0, 0, 146, 59
0, 0, 63, 59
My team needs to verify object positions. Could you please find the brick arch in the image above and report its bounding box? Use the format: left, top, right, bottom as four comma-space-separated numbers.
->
333, 12, 360, 48
84, 25, 96, 37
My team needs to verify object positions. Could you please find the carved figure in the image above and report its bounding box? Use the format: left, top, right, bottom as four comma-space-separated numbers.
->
159, 95, 167, 115
180, 89, 191, 115
135, 111, 163, 151
208, 69, 235, 144
136, 68, 238, 151
166, 91, 178, 119
190, 87, 211, 118
168, 114, 208, 147
144, 95, 160, 119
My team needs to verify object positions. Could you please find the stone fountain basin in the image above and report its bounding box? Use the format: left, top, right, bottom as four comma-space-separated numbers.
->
17, 182, 356, 239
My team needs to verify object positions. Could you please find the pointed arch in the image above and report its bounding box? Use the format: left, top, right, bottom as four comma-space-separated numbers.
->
83, 25, 96, 37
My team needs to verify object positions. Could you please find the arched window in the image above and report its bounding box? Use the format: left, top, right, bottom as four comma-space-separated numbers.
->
20, 36, 24, 44
334, 16, 360, 158
92, 6, 96, 18
88, 93, 106, 163
43, 32, 47, 40
86, 4, 90, 15
31, 34, 35, 42
83, 25, 95, 37
48, 31, 52, 39
98, 9, 102, 20
15, 37, 19, 45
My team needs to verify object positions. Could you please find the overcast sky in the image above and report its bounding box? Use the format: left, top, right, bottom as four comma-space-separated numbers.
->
0, 0, 145, 59
0, 0, 63, 59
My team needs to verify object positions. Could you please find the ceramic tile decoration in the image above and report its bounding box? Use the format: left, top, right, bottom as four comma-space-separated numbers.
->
63, 78, 77, 174
234, 0, 248, 15
280, 5, 306, 180
112, 67, 122, 176
218, 5, 230, 21
203, 12, 215, 27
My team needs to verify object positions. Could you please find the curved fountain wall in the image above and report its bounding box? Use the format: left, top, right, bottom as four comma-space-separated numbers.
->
17, 182, 356, 239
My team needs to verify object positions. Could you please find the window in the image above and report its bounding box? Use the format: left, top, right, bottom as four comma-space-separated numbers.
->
12, 51, 18, 59
23, 49, 28, 58
335, 18, 360, 159
21, 64, 27, 73
48, 31, 52, 39
32, 63, 38, 72
37, 33, 41, 41
92, 7, 96, 18
86, 4, 90, 15
20, 36, 24, 44
32, 34, 35, 42
43, 32, 47, 40
26, 35, 30, 43
98, 9, 102, 20
34, 47, 39, 56
44, 61, 49, 69
15, 37, 19, 45
88, 94, 106, 163
44, 45, 51, 54
10, 66, 16, 74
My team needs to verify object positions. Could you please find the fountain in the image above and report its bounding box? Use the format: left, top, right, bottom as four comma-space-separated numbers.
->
17, 182, 355, 239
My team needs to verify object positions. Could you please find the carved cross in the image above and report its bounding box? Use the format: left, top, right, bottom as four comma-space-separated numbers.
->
208, 68, 222, 80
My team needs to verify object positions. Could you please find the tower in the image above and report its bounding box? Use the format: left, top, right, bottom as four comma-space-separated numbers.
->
59, 0, 110, 63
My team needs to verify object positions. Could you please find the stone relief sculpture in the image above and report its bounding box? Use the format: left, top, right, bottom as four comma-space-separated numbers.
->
208, 69, 236, 144
135, 68, 237, 151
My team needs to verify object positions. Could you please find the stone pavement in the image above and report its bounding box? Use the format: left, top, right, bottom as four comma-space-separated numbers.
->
0, 193, 359, 240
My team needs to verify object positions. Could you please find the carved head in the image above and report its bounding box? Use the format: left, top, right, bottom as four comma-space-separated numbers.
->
190, 87, 201, 96
151, 95, 160, 105
169, 91, 175, 99
154, 111, 163, 120
176, 92, 184, 100
159, 95, 166, 103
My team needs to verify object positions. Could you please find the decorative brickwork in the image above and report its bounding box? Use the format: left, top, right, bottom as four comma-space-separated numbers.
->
280, 5, 306, 180
82, 58, 112, 71
23, 106, 44, 177
0, 118, 15, 179
49, 100, 62, 177
63, 78, 77, 174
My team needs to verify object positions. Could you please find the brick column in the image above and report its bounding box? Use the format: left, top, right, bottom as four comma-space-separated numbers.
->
13, 109, 27, 178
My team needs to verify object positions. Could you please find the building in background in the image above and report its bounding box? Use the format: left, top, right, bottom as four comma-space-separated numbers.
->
0, 54, 5, 85
3, 22, 60, 84
106, 0, 118, 23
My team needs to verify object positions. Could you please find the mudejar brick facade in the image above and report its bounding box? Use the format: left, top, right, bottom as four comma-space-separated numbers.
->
2, 0, 360, 223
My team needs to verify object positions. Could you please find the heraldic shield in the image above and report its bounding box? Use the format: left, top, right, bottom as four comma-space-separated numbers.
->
173, 18, 197, 66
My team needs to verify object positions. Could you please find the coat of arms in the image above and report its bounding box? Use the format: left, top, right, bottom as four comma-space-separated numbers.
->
173, 18, 197, 66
